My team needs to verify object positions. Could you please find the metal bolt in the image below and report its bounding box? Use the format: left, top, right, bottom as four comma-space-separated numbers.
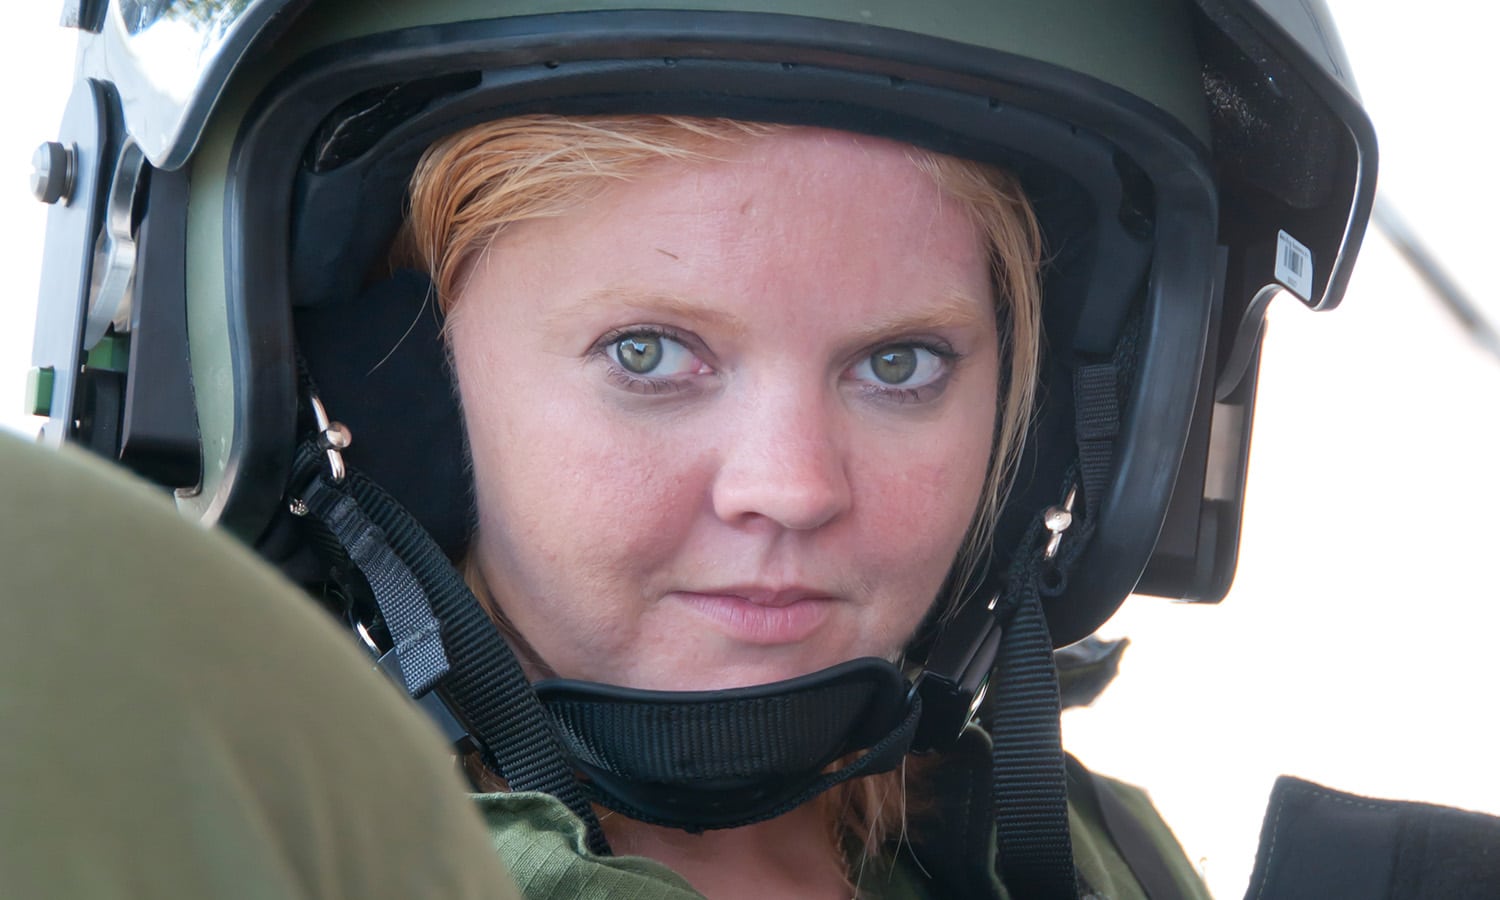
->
307, 395, 351, 483
31, 141, 76, 205
1042, 485, 1079, 560
320, 422, 353, 451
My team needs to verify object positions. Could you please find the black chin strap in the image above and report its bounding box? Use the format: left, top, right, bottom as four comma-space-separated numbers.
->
989, 546, 1079, 899
535, 658, 919, 831
291, 441, 612, 855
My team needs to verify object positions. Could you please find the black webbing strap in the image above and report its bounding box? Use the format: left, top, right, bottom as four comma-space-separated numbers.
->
292, 444, 610, 855
300, 478, 449, 697
1073, 307, 1138, 523
1073, 365, 1120, 522
993, 316, 1135, 896
989, 551, 1079, 900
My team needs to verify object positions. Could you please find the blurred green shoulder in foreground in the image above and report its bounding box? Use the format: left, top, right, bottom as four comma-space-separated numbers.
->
0, 430, 520, 900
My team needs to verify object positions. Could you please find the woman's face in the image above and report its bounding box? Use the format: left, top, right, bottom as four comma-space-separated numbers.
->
449, 128, 999, 691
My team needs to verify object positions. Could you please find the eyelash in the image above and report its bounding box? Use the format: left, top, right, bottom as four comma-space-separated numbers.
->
592, 325, 705, 395
853, 340, 959, 405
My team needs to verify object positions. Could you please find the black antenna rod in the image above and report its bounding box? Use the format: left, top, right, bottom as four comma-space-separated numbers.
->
1372, 197, 1500, 364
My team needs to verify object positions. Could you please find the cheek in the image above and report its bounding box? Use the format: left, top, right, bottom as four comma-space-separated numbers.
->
459, 384, 715, 678
870, 375, 998, 531
475, 420, 692, 549
849, 386, 998, 621
453, 340, 706, 581
855, 443, 989, 562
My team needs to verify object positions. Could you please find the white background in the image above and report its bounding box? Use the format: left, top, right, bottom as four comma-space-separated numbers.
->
2, 4, 1497, 898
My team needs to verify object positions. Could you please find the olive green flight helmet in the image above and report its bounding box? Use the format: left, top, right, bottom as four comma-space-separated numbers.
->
29, 0, 1375, 645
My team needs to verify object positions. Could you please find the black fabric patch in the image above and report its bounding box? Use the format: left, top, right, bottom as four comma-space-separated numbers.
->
296, 269, 473, 561
1245, 776, 1500, 899
907, 726, 1003, 898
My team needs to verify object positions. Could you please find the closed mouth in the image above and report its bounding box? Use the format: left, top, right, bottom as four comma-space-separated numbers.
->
671, 589, 838, 644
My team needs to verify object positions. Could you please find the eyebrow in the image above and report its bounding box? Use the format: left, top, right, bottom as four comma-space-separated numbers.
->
541, 288, 749, 337
543, 285, 991, 341
841, 290, 995, 344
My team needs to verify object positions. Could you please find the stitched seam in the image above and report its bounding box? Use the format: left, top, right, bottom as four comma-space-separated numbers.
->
1302, 792, 1388, 811
1254, 795, 1287, 900
1256, 784, 1394, 899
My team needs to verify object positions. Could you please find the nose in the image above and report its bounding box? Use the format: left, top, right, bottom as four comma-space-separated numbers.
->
710, 385, 852, 532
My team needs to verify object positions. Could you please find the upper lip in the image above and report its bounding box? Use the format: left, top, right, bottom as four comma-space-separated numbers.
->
680, 586, 838, 608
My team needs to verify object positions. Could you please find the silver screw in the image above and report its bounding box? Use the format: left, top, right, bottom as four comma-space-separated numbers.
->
320, 422, 353, 451
1043, 506, 1074, 533
1042, 485, 1079, 560
31, 141, 76, 205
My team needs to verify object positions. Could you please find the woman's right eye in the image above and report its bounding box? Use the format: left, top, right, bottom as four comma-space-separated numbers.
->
606, 331, 707, 379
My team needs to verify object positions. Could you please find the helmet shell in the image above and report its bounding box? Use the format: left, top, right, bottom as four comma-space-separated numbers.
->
32, 0, 1376, 644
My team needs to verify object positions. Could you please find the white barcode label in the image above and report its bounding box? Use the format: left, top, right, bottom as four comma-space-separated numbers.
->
1275, 229, 1314, 301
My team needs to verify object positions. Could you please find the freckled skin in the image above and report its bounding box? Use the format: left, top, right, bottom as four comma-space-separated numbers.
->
449, 128, 999, 692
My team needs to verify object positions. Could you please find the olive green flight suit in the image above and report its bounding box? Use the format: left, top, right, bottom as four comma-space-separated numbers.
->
0, 431, 520, 899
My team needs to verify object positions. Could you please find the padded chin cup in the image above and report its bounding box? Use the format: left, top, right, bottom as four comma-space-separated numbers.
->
533, 658, 914, 830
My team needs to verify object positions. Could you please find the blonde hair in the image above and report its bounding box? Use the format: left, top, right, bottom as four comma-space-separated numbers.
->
402, 114, 1043, 873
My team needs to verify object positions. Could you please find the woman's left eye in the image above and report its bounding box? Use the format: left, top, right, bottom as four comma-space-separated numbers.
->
849, 344, 949, 391
608, 331, 704, 378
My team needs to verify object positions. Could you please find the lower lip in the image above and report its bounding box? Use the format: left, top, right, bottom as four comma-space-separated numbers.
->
672, 592, 835, 645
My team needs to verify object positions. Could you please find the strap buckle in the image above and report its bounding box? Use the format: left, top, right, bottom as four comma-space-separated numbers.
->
910, 591, 1004, 752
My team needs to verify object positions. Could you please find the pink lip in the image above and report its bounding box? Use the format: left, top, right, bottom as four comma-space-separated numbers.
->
672, 588, 837, 644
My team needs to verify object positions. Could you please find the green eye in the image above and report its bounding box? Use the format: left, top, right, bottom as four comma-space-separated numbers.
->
617, 335, 663, 374
870, 346, 918, 384
850, 343, 949, 396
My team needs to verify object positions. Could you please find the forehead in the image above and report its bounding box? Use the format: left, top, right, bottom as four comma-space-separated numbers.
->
623, 126, 969, 238
471, 127, 991, 319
